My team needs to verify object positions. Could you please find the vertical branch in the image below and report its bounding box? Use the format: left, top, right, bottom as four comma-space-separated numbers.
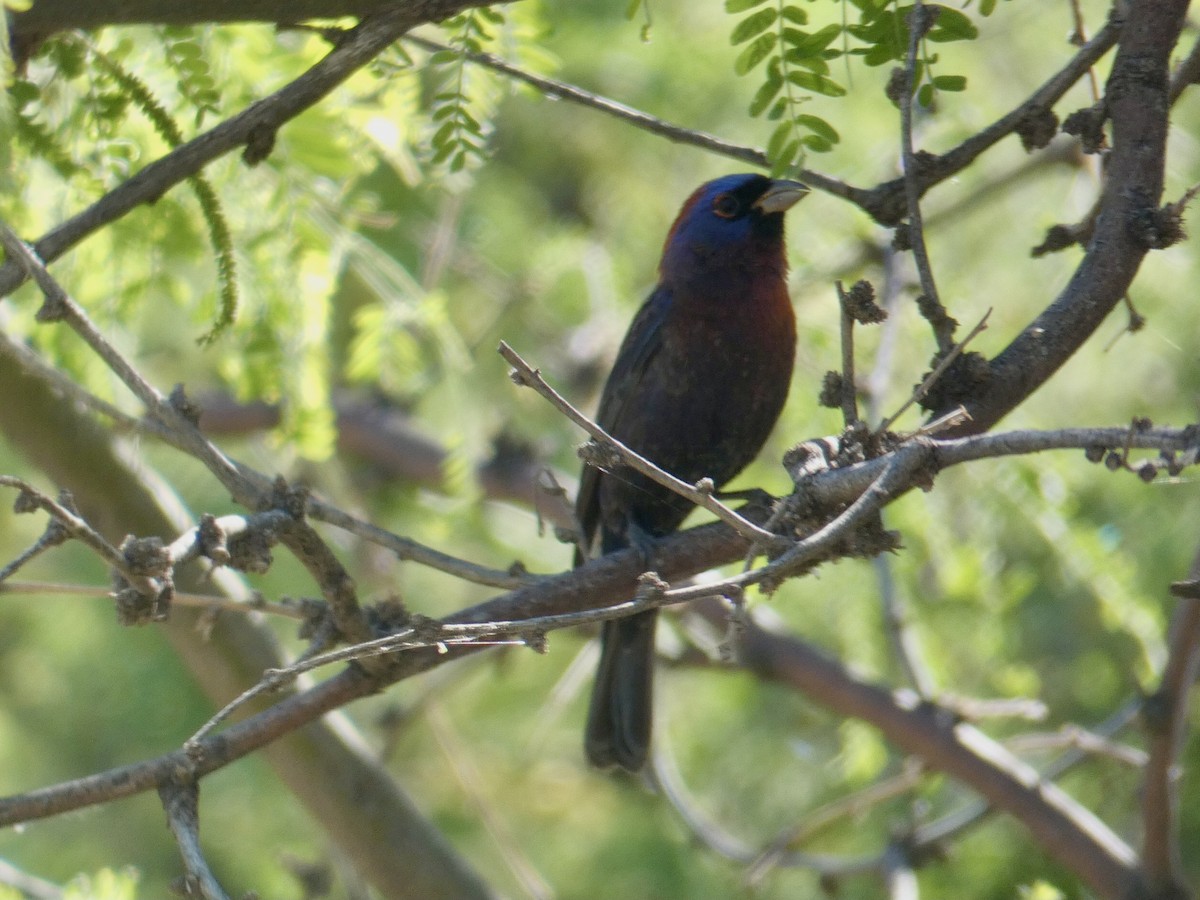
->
1140, 572, 1200, 894
159, 779, 231, 900
897, 2, 955, 354
836, 281, 861, 427
874, 554, 936, 698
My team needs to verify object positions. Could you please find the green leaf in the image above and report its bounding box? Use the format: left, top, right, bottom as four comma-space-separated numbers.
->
787, 70, 847, 97
928, 7, 979, 42
796, 113, 840, 143
734, 32, 777, 75
917, 82, 934, 106
801, 133, 834, 152
770, 139, 801, 176
725, 0, 769, 12
46, 38, 88, 79
766, 120, 793, 161
8, 79, 39, 110
748, 75, 783, 117
782, 28, 811, 50
932, 74, 967, 91
790, 54, 830, 75
730, 7, 778, 46
860, 39, 901, 67
432, 119, 457, 147
780, 5, 808, 25
793, 23, 843, 54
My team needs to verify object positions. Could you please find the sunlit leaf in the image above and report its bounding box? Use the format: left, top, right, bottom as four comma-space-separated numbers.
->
786, 70, 847, 97
932, 73, 967, 91
724, 0, 769, 12
796, 113, 839, 143
734, 32, 777, 74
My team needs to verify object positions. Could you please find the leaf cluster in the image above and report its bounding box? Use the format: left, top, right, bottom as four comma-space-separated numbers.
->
160, 26, 222, 128
727, 0, 989, 174
428, 8, 508, 173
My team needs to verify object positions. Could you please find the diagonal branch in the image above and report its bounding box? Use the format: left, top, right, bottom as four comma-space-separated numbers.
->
0, 0, 497, 299
944, 0, 1189, 435
2, 424, 1195, 900
159, 779, 231, 900
1140, 571, 1200, 894
0, 329, 495, 900
499, 341, 786, 550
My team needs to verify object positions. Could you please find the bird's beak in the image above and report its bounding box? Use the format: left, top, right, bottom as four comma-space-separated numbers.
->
754, 179, 810, 214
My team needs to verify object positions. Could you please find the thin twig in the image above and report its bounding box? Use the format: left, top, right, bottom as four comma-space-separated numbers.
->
0, 580, 308, 620
0, 476, 155, 593
406, 20, 1119, 226
1067, 0, 1103, 103
1004, 724, 1146, 769
877, 309, 991, 434
405, 34, 766, 166
427, 704, 553, 900
308, 502, 533, 589
874, 553, 936, 697
0, 221, 251, 496
836, 281, 860, 427
745, 759, 926, 885
652, 739, 883, 877
184, 576, 684, 746
499, 341, 787, 551
898, 1, 952, 353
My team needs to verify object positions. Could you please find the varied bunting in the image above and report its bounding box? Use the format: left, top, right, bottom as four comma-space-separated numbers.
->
577, 173, 808, 771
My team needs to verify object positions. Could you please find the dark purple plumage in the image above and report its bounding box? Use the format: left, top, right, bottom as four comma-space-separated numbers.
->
577, 173, 808, 771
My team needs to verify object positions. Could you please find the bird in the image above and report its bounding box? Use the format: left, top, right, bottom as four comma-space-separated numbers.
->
576, 173, 809, 772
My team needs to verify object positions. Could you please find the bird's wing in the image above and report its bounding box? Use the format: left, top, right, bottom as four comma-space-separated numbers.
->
574, 285, 673, 560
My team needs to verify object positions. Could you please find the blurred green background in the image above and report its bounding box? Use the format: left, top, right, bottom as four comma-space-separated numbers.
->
0, 0, 1198, 897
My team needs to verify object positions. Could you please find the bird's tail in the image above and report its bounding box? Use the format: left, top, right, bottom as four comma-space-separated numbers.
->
584, 609, 657, 771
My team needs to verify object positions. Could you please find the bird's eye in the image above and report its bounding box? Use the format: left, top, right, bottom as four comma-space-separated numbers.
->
712, 193, 740, 219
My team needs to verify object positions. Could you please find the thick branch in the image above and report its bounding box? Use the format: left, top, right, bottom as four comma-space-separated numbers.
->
1140, 570, 1200, 896
3, 424, 1192, 898
8, 0, 502, 41
945, 0, 1188, 434
737, 617, 1140, 898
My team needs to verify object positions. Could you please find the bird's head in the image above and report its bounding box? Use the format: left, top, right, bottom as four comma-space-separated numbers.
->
659, 173, 809, 286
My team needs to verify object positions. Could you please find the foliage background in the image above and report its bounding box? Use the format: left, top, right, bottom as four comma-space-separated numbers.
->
0, 0, 1198, 897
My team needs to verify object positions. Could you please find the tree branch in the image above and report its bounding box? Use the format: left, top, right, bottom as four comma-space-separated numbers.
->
0, 0, 496, 298
159, 779, 230, 900
500, 341, 786, 550
736, 614, 1141, 898
0, 351, 496, 900
9, 0, 454, 34
2, 424, 1193, 891
1139, 571, 1200, 895
945, 0, 1188, 434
